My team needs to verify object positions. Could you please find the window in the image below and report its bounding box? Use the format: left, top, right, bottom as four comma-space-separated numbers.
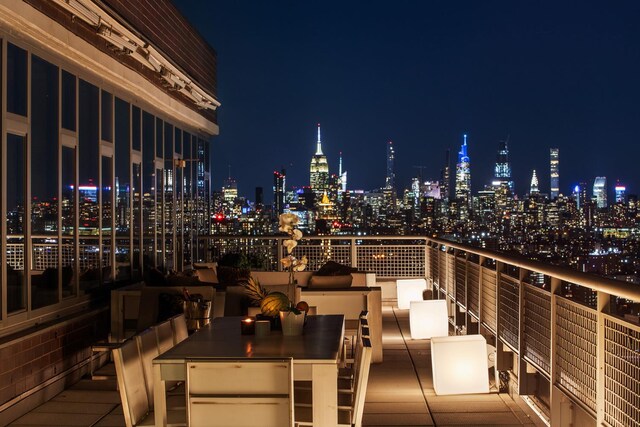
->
7, 43, 27, 116
78, 80, 100, 292
7, 134, 26, 313
31, 55, 59, 309
101, 90, 113, 142
115, 98, 131, 281
61, 70, 76, 131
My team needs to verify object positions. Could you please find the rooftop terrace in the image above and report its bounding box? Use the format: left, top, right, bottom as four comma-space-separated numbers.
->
7, 305, 546, 427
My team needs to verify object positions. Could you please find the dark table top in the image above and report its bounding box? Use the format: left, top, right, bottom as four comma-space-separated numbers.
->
154, 314, 345, 364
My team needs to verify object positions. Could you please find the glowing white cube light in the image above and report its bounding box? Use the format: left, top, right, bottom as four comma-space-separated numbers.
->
396, 279, 427, 309
409, 300, 449, 339
431, 335, 490, 395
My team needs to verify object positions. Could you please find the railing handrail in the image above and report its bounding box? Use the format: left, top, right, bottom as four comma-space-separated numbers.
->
199, 234, 640, 302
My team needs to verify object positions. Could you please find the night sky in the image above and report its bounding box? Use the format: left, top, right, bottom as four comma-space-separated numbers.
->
174, 1, 640, 203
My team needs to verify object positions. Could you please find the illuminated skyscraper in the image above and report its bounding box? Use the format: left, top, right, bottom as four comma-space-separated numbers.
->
550, 148, 559, 199
455, 134, 471, 218
385, 141, 395, 190
530, 170, 539, 194
593, 176, 607, 208
309, 124, 329, 198
440, 149, 450, 214
273, 169, 286, 215
615, 181, 626, 204
493, 138, 512, 190
339, 151, 347, 193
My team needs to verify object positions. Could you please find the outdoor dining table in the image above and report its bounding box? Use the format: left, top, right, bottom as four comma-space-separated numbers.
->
153, 314, 345, 426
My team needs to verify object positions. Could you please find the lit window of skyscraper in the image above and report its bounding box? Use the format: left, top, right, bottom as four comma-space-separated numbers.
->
593, 176, 607, 208
273, 169, 286, 215
550, 148, 559, 199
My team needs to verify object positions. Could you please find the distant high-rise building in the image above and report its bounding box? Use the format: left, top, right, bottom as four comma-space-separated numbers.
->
273, 169, 286, 215
550, 148, 559, 199
338, 151, 347, 193
573, 181, 588, 210
440, 149, 450, 214
223, 176, 238, 203
455, 134, 471, 218
593, 176, 607, 208
493, 138, 513, 190
615, 181, 626, 204
385, 141, 395, 190
309, 124, 329, 198
529, 170, 539, 194
255, 187, 264, 210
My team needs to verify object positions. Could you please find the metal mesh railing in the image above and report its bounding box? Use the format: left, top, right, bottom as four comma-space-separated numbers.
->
481, 267, 497, 333
499, 275, 520, 352
355, 244, 425, 277
604, 316, 640, 427
523, 283, 551, 375
294, 240, 352, 271
555, 297, 598, 412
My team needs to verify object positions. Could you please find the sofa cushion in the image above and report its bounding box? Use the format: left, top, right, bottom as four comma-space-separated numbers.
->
307, 274, 352, 289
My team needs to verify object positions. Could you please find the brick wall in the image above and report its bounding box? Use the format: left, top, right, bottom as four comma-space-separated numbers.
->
100, 0, 217, 98
0, 310, 109, 407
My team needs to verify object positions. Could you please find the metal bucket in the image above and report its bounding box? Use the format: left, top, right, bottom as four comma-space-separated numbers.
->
183, 300, 212, 331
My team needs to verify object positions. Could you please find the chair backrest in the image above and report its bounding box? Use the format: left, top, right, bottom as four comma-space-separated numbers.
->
154, 320, 174, 354
170, 313, 189, 344
135, 328, 160, 405
112, 339, 150, 427
352, 337, 373, 427
186, 358, 294, 427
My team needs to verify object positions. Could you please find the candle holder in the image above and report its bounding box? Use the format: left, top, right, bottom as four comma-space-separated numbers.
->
255, 320, 271, 337
240, 317, 255, 335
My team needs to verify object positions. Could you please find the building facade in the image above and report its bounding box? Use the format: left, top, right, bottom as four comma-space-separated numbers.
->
0, 0, 218, 418
594, 176, 607, 208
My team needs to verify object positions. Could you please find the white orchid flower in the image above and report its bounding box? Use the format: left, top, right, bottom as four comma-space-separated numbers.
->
283, 239, 297, 254
278, 224, 293, 233
280, 256, 293, 268
293, 263, 307, 272
292, 229, 303, 241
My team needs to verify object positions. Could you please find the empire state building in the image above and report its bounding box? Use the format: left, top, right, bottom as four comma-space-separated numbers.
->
310, 123, 329, 198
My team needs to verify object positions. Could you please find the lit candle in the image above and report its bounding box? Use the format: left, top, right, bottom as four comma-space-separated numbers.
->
240, 317, 255, 335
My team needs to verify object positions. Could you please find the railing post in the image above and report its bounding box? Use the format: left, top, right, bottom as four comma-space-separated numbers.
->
596, 290, 610, 425
350, 237, 357, 269
549, 277, 562, 425
494, 260, 503, 391
277, 237, 283, 272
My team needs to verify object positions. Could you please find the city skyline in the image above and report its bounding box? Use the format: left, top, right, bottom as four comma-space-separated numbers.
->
175, 1, 640, 201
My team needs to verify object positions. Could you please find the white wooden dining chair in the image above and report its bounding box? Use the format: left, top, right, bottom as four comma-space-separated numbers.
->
344, 314, 369, 366
112, 338, 185, 427
170, 313, 189, 344
186, 358, 294, 427
154, 320, 175, 354
295, 337, 373, 427
135, 328, 184, 405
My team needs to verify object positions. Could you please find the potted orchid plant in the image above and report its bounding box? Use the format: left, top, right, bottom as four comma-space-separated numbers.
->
279, 213, 308, 287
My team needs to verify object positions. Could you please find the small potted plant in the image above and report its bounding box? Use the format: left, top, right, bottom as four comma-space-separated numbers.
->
241, 275, 310, 335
